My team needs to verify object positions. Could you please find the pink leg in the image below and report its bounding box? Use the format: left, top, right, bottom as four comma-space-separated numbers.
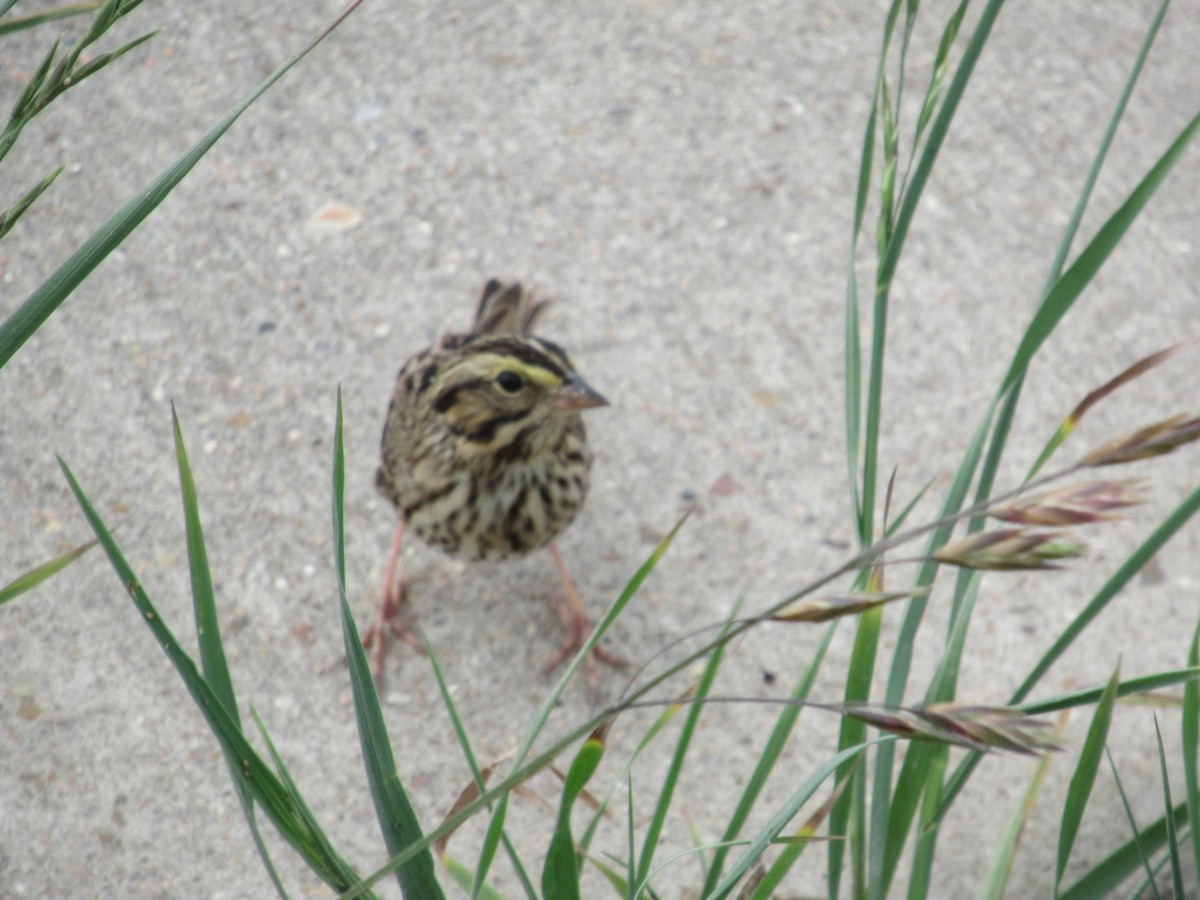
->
541, 541, 627, 689
361, 521, 423, 680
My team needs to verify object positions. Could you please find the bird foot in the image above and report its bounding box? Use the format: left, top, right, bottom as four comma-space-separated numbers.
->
362, 581, 425, 683
543, 592, 628, 692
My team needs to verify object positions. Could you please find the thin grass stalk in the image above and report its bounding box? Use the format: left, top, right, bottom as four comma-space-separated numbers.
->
1153, 716, 1186, 899
1105, 746, 1162, 900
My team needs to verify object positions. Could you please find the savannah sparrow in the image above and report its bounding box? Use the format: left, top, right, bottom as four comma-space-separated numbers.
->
363, 278, 624, 684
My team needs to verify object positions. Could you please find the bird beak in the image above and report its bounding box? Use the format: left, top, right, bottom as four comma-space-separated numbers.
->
549, 373, 609, 412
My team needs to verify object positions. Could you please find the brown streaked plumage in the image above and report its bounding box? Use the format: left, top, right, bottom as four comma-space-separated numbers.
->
363, 279, 624, 685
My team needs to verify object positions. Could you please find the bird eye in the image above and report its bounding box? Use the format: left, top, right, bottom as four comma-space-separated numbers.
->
496, 370, 523, 393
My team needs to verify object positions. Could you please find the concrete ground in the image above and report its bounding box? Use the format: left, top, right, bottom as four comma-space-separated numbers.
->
2, 1, 1198, 897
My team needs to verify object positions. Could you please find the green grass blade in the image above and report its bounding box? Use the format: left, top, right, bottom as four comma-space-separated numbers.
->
0, 1, 362, 370
172, 406, 288, 897
58, 456, 367, 893
700, 622, 836, 896
1045, 0, 1169, 288
0, 164, 63, 240
542, 734, 606, 900
877, 0, 1006, 302
331, 390, 444, 899
636, 605, 737, 889
0, 534, 97, 607
173, 406, 233, 717
872, 406, 992, 896
1055, 665, 1120, 895
1019, 667, 1200, 717
828, 605, 882, 898
1153, 716, 1185, 899
906, 747, 948, 900
0, 3, 100, 37
708, 739, 886, 900
586, 854, 630, 895
1184, 619, 1200, 883
1001, 106, 1200, 395
842, 0, 894, 532
250, 709, 366, 900
1057, 803, 1189, 900
1024, 0, 1174, 480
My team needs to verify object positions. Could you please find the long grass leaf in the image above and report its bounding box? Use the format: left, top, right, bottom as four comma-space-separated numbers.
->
1055, 666, 1120, 894
1019, 668, 1200, 717
172, 407, 287, 896
1001, 106, 1200, 395
331, 391, 444, 899
0, 1, 364, 370
251, 709, 367, 899
58, 456, 366, 893
828, 605, 881, 897
1013, 483, 1200, 705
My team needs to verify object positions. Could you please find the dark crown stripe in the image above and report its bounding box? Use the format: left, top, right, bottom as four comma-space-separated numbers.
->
467, 336, 572, 377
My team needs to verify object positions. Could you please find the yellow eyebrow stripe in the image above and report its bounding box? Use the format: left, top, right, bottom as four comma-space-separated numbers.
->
472, 353, 563, 388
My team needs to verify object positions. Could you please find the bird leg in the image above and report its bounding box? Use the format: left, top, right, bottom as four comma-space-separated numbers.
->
362, 520, 424, 680
542, 541, 627, 689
